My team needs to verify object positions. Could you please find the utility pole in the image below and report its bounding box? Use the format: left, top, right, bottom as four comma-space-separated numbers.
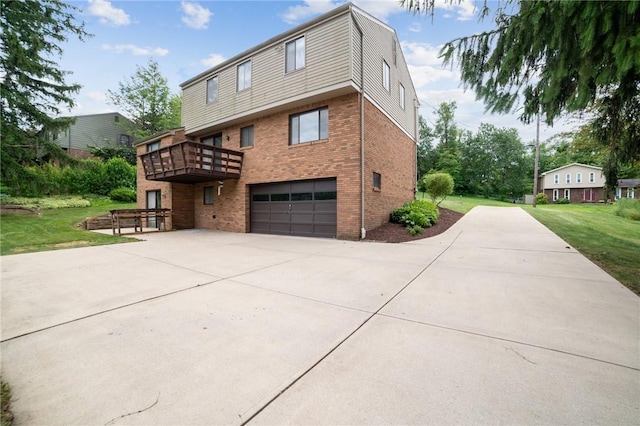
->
532, 112, 541, 208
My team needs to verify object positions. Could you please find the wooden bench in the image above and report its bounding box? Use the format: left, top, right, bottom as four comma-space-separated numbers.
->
109, 208, 171, 235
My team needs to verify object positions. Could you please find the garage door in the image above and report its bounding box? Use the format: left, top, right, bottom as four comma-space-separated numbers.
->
250, 179, 337, 238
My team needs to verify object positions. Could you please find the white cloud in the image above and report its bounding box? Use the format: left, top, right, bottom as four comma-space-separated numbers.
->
280, 0, 340, 25
201, 53, 226, 68
408, 22, 422, 33
87, 91, 107, 102
102, 44, 169, 56
181, 1, 213, 29
434, 0, 477, 21
352, 0, 404, 22
87, 0, 130, 26
402, 42, 458, 88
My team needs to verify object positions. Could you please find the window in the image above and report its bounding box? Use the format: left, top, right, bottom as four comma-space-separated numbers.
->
206, 76, 218, 103
240, 125, 254, 147
565, 173, 571, 184
589, 172, 595, 183
204, 186, 214, 205
399, 83, 405, 110
382, 60, 390, 91
628, 188, 635, 199
120, 134, 131, 146
553, 189, 559, 201
576, 173, 582, 183
114, 115, 120, 122
554, 174, 559, 184
564, 189, 571, 200
147, 141, 160, 152
285, 36, 305, 73
615, 187, 622, 200
373, 172, 381, 190
237, 60, 251, 91
290, 107, 328, 145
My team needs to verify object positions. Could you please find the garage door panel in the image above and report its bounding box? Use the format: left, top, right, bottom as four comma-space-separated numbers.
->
251, 179, 336, 238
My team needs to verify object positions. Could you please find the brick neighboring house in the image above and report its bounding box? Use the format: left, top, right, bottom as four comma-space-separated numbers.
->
47, 112, 135, 158
538, 163, 606, 203
616, 179, 640, 200
136, 3, 418, 239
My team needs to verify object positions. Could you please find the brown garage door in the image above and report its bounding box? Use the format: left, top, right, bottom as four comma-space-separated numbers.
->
250, 179, 337, 238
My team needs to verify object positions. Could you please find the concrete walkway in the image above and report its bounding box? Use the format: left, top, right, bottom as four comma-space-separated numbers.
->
1, 206, 638, 425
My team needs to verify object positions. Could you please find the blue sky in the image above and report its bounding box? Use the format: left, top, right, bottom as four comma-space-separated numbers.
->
60, 0, 578, 142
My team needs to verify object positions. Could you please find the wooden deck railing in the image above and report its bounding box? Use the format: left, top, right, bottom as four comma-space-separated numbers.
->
140, 141, 244, 183
110, 208, 171, 235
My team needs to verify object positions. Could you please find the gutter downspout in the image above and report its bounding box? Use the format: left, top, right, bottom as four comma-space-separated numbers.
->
352, 12, 366, 240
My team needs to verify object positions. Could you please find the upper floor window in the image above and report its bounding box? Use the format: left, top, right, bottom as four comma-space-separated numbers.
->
237, 60, 251, 91
147, 141, 160, 152
565, 173, 571, 184
120, 134, 131, 146
382, 60, 390, 91
114, 115, 120, 122
285, 36, 305, 73
240, 125, 254, 148
206, 76, 218, 103
553, 174, 559, 184
399, 83, 405, 110
290, 107, 328, 145
589, 172, 595, 183
576, 173, 582, 183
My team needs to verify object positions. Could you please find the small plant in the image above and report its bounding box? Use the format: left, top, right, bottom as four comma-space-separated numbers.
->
555, 198, 570, 204
421, 172, 454, 206
108, 187, 137, 203
390, 199, 439, 235
1, 380, 14, 426
1, 196, 90, 209
536, 192, 548, 205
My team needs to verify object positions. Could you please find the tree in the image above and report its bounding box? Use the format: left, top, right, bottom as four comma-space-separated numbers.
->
433, 101, 459, 152
416, 116, 438, 178
107, 59, 181, 139
422, 172, 454, 205
403, 0, 640, 186
1, 0, 90, 192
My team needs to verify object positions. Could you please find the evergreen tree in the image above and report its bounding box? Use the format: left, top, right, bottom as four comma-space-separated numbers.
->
1, 0, 90, 192
403, 0, 640, 187
108, 59, 181, 139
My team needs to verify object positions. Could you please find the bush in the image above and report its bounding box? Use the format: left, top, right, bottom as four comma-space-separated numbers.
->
536, 193, 548, 205
555, 198, 570, 204
108, 187, 137, 203
421, 172, 454, 205
1, 196, 90, 209
390, 199, 439, 235
104, 157, 136, 191
614, 198, 640, 221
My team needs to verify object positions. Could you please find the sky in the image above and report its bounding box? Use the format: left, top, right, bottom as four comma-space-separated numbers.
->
58, 0, 580, 143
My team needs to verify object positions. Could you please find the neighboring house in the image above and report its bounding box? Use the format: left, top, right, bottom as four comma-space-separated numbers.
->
47, 112, 135, 158
616, 178, 640, 200
136, 3, 418, 239
538, 163, 605, 203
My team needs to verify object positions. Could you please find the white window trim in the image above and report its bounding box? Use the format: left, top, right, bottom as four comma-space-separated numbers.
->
576, 173, 582, 183
553, 189, 559, 201
554, 174, 559, 184
382, 60, 390, 92
399, 82, 405, 110
285, 36, 305, 73
589, 172, 595, 183
206, 76, 218, 103
628, 188, 635, 199
237, 60, 252, 92
565, 173, 571, 184
564, 188, 571, 199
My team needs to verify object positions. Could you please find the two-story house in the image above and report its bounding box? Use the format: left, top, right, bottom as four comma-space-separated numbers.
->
538, 163, 605, 203
48, 112, 135, 158
136, 3, 418, 239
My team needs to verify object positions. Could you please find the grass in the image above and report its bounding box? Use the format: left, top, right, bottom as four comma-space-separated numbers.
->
1, 380, 13, 426
440, 196, 640, 294
0, 201, 136, 256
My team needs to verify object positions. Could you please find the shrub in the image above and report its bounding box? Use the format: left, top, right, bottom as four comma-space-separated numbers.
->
555, 198, 570, 204
390, 199, 439, 235
104, 157, 136, 191
108, 187, 137, 203
1, 196, 90, 209
536, 193, 548, 205
421, 172, 454, 205
614, 198, 640, 221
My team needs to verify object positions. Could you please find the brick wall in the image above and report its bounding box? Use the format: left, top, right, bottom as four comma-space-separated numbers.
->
543, 187, 606, 203
363, 99, 416, 230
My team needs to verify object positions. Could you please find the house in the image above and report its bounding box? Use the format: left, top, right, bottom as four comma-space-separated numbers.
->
136, 3, 418, 239
47, 112, 135, 158
616, 178, 640, 200
538, 163, 605, 203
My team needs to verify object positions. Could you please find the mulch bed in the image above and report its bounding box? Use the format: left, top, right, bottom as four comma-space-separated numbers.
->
364, 207, 464, 243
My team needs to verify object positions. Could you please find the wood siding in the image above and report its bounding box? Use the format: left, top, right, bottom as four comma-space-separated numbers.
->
540, 164, 605, 190
352, 9, 417, 140
182, 12, 353, 134
51, 113, 135, 151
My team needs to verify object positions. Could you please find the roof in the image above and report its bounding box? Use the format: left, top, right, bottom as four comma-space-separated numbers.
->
617, 178, 640, 187
180, 2, 389, 89
540, 162, 602, 175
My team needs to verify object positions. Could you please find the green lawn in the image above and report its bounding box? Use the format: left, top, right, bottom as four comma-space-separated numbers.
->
0, 202, 137, 255
440, 196, 640, 294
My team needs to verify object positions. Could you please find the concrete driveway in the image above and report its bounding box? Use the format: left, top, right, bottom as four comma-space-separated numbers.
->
1, 206, 638, 425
